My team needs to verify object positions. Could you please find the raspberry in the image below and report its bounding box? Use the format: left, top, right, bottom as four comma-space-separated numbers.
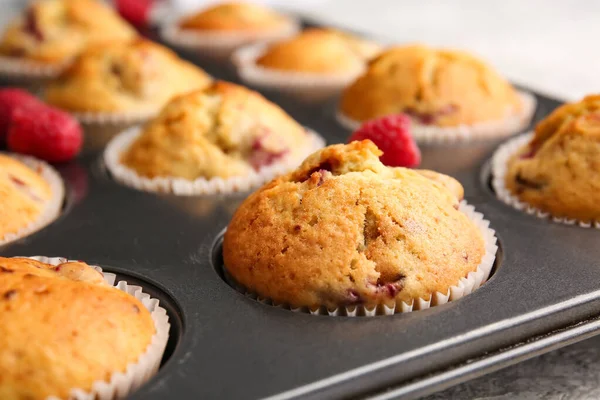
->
115, 0, 155, 28
0, 88, 44, 142
7, 107, 83, 163
348, 114, 421, 168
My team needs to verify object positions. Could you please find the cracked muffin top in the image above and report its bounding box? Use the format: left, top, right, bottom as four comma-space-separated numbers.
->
223, 140, 485, 309
180, 2, 291, 32
255, 28, 381, 74
0, 0, 136, 65
0, 257, 155, 400
505, 94, 600, 222
0, 155, 53, 242
120, 81, 310, 180
340, 44, 523, 126
45, 39, 212, 113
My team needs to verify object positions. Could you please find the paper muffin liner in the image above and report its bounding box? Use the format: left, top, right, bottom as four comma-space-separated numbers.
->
0, 56, 67, 89
224, 201, 498, 316
491, 132, 600, 229
232, 42, 366, 102
160, 16, 300, 59
0, 153, 65, 246
104, 126, 326, 195
19, 256, 170, 400
336, 91, 537, 144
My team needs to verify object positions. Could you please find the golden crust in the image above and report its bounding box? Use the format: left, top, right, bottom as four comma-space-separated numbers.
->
0, 155, 52, 242
180, 2, 289, 32
0, 257, 155, 400
45, 39, 212, 113
340, 44, 522, 126
505, 95, 600, 222
223, 141, 485, 309
121, 81, 309, 180
256, 28, 381, 74
0, 0, 136, 65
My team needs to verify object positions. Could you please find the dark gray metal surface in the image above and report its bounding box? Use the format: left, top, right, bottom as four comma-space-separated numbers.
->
2, 22, 599, 400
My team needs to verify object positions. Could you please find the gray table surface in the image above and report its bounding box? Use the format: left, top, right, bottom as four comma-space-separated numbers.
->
2, 1, 599, 399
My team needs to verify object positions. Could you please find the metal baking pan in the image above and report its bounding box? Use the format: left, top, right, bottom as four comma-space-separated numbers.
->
2, 17, 599, 400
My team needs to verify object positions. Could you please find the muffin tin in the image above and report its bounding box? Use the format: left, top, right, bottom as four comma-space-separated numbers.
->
2, 17, 599, 400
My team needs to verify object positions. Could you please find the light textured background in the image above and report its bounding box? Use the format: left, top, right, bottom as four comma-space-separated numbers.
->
2, 1, 599, 398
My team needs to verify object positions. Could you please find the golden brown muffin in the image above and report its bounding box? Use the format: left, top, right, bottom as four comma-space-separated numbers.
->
121, 81, 310, 180
0, 257, 155, 400
0, 155, 53, 242
45, 39, 212, 113
505, 95, 600, 222
255, 28, 381, 74
223, 140, 485, 309
180, 2, 290, 32
340, 44, 523, 126
0, 0, 136, 65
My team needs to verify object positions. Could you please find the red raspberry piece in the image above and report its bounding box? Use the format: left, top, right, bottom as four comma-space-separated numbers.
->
348, 114, 421, 168
7, 107, 83, 163
0, 88, 44, 142
115, 0, 155, 28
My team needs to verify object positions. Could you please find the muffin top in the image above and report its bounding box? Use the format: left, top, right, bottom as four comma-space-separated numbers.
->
255, 28, 381, 74
179, 2, 290, 32
223, 141, 485, 309
0, 257, 155, 400
45, 39, 212, 113
340, 44, 522, 126
0, 155, 53, 242
505, 94, 600, 222
0, 0, 136, 65
121, 81, 309, 180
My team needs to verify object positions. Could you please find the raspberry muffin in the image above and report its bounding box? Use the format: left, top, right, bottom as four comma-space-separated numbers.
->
495, 95, 600, 224
161, 2, 299, 58
223, 141, 496, 314
0, 0, 135, 80
105, 81, 325, 194
0, 154, 63, 246
338, 45, 535, 142
45, 39, 212, 120
0, 256, 169, 399
233, 28, 382, 101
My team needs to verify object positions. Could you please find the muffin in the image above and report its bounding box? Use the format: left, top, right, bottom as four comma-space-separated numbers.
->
0, 0, 135, 81
0, 256, 168, 399
104, 81, 325, 194
0, 154, 63, 246
45, 39, 212, 118
223, 141, 496, 314
161, 2, 299, 58
338, 45, 535, 142
495, 95, 600, 225
233, 28, 382, 101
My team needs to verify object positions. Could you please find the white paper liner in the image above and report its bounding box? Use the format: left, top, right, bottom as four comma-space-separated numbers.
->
160, 15, 300, 58
18, 256, 171, 400
336, 91, 537, 144
104, 126, 326, 195
491, 132, 600, 229
232, 41, 365, 101
225, 201, 498, 316
0, 153, 64, 246
71, 109, 158, 126
0, 55, 67, 80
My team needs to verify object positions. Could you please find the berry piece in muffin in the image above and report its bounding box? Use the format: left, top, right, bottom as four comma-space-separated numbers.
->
45, 39, 212, 114
0, 154, 55, 243
505, 94, 600, 222
0, 257, 155, 399
120, 81, 311, 180
223, 140, 485, 310
255, 28, 381, 75
348, 114, 421, 167
340, 44, 524, 127
0, 0, 136, 65
179, 2, 291, 33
